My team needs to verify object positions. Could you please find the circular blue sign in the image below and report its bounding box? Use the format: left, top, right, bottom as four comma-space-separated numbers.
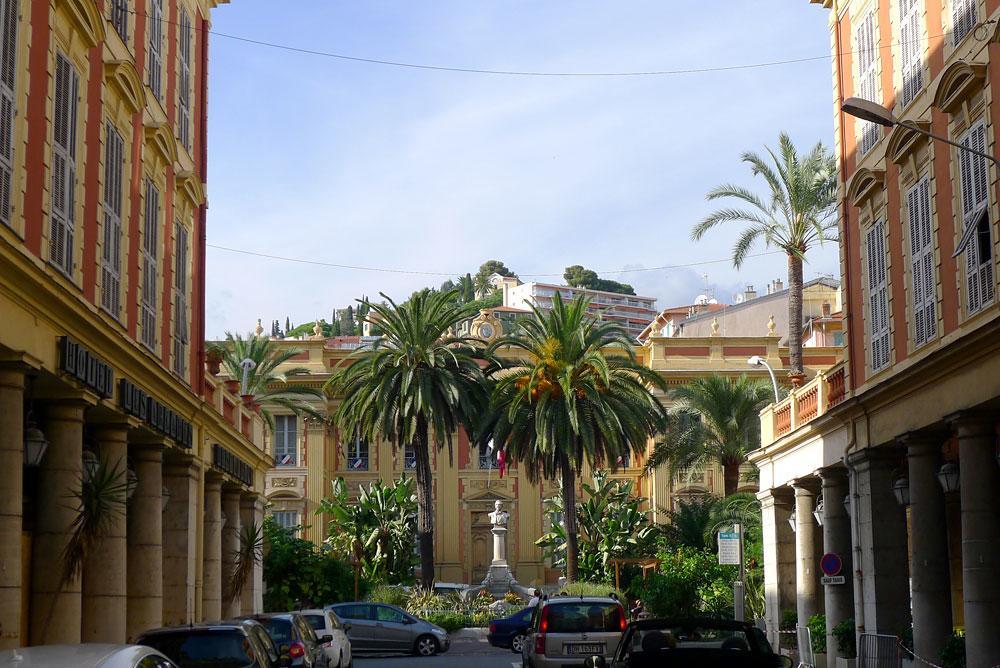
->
820, 552, 843, 577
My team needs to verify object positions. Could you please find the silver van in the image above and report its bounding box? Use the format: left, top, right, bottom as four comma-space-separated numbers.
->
327, 602, 450, 657
522, 596, 626, 668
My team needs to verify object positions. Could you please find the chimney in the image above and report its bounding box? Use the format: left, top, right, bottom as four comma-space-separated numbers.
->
744, 284, 757, 301
773, 278, 784, 293
822, 301, 831, 317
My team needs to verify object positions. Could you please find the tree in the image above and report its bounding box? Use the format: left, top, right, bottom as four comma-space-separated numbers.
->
646, 374, 772, 497
461, 273, 476, 304
220, 332, 326, 429
563, 265, 636, 295
262, 517, 359, 611
326, 290, 491, 588
285, 317, 291, 333
439, 279, 456, 293
484, 295, 668, 581
660, 496, 718, 551
331, 318, 342, 337
692, 133, 837, 381
474, 260, 516, 297
339, 306, 357, 336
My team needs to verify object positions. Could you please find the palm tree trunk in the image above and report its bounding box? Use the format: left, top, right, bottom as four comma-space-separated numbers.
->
723, 461, 741, 498
787, 252, 805, 384
560, 456, 580, 583
414, 414, 435, 589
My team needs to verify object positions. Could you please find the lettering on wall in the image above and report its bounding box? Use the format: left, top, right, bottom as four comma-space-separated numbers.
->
119, 378, 194, 448
58, 337, 114, 398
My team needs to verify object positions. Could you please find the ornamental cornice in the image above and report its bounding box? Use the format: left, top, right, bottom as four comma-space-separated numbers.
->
931, 60, 987, 115
61, 0, 106, 49
103, 60, 144, 115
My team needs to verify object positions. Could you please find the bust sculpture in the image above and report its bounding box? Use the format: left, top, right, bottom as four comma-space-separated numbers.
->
488, 500, 509, 528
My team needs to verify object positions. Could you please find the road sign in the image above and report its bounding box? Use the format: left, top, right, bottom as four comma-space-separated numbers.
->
820, 552, 843, 577
821, 576, 846, 585
718, 532, 740, 565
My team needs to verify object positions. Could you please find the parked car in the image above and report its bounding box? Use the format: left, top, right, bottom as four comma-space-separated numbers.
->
136, 620, 285, 668
327, 602, 450, 657
488, 606, 534, 653
0, 644, 178, 668
584, 618, 794, 668
299, 608, 353, 668
521, 595, 627, 668
239, 613, 330, 668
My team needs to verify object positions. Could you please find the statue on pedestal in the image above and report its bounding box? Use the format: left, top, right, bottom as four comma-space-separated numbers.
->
489, 500, 509, 565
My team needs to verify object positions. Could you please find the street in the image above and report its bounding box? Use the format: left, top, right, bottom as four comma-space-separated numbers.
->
355, 637, 521, 668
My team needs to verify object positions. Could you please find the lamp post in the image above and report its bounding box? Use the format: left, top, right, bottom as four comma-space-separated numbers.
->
842, 97, 1000, 167
748, 356, 780, 402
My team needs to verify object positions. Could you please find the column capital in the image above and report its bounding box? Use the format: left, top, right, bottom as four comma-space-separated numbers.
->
164, 454, 198, 475
91, 422, 132, 443
221, 484, 244, 500
846, 445, 904, 471
757, 487, 794, 507
791, 478, 821, 495
817, 465, 849, 483
44, 400, 88, 422
129, 442, 164, 463
945, 411, 996, 438
205, 470, 225, 489
0, 365, 26, 390
240, 491, 262, 508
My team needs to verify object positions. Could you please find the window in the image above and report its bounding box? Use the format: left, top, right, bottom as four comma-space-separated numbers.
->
272, 511, 299, 531
274, 415, 297, 466
403, 443, 416, 469
172, 222, 189, 377
0, 0, 17, 229
140, 180, 159, 351
957, 121, 995, 313
478, 443, 496, 470
109, 0, 128, 44
899, 0, 923, 107
50, 53, 79, 276
617, 452, 631, 468
147, 0, 163, 99
856, 12, 881, 155
907, 176, 937, 346
177, 8, 192, 151
866, 219, 891, 371
347, 431, 369, 470
101, 123, 125, 318
375, 606, 407, 624
952, 0, 977, 45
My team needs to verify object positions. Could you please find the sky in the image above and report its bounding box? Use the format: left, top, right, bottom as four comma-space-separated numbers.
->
204, 1, 840, 337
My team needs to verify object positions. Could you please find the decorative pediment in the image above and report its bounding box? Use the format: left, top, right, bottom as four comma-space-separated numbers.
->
462, 485, 514, 503
175, 170, 206, 208
886, 121, 931, 165
103, 60, 144, 114
931, 61, 987, 114
61, 0, 106, 49
144, 123, 178, 167
846, 167, 885, 206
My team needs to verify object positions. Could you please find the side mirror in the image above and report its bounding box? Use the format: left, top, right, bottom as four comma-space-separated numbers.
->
583, 656, 607, 668
320, 634, 333, 643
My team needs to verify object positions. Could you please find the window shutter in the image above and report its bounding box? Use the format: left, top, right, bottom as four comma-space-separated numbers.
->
856, 13, 881, 155
172, 221, 189, 377
957, 121, 994, 313
110, 0, 128, 44
177, 8, 192, 151
101, 123, 125, 318
899, 0, 923, 107
0, 0, 16, 228
147, 0, 163, 99
141, 180, 159, 350
953, 0, 977, 45
907, 176, 937, 346
867, 220, 891, 371
50, 54, 78, 276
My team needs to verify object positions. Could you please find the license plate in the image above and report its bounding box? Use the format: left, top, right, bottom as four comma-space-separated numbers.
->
566, 643, 603, 655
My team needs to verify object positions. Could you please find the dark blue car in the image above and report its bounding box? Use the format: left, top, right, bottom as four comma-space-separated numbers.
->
488, 607, 534, 653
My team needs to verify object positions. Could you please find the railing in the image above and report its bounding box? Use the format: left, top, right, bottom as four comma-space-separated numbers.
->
857, 633, 902, 667
760, 360, 848, 447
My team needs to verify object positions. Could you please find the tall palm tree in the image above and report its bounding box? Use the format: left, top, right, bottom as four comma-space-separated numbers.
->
220, 332, 326, 429
647, 374, 772, 497
692, 133, 837, 382
485, 295, 668, 582
326, 290, 491, 589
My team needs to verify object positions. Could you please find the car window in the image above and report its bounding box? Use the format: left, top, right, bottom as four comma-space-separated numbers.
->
545, 603, 624, 633
137, 656, 177, 668
138, 630, 254, 668
263, 618, 296, 644
293, 615, 319, 642
515, 608, 533, 623
334, 604, 372, 620
376, 605, 406, 624
326, 611, 343, 630
250, 626, 277, 662
304, 614, 327, 632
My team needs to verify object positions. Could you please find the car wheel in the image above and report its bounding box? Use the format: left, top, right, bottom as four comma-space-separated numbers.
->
414, 634, 439, 657
510, 633, 526, 654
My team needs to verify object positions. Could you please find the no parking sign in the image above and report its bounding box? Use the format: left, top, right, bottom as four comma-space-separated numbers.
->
820, 552, 845, 585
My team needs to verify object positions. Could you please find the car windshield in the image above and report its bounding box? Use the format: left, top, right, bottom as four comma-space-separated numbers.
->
618, 622, 771, 666
139, 630, 253, 668
545, 603, 623, 633
304, 614, 326, 631
263, 618, 295, 644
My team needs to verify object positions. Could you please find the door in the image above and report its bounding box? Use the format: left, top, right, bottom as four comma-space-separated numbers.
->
471, 510, 492, 582
333, 604, 374, 651
373, 605, 414, 651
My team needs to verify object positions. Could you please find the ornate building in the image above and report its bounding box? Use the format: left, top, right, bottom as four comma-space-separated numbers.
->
0, 0, 270, 649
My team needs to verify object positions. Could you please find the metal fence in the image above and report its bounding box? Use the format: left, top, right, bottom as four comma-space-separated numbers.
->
796, 625, 816, 668
858, 633, 902, 668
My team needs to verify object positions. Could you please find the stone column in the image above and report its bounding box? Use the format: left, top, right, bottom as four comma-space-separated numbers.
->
81, 425, 130, 643
759, 488, 796, 648
820, 467, 853, 668
221, 487, 242, 619
793, 480, 821, 627
902, 433, 953, 664
239, 493, 258, 615
202, 475, 223, 621
0, 367, 24, 650
126, 444, 163, 641
163, 458, 198, 626
949, 413, 1000, 666
30, 401, 85, 645
847, 447, 910, 636
252, 496, 264, 614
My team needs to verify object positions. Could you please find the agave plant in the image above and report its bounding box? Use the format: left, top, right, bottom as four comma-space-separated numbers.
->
227, 519, 264, 604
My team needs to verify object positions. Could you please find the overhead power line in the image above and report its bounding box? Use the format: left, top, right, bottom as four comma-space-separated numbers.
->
206, 243, 784, 277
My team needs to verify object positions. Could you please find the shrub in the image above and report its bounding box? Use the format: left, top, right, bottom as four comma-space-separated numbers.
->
832, 618, 856, 659
425, 612, 465, 633
940, 632, 966, 668
367, 584, 408, 607
641, 548, 737, 618
405, 586, 444, 616
807, 614, 826, 654
780, 609, 798, 632
504, 591, 523, 605
262, 518, 359, 611
561, 580, 627, 604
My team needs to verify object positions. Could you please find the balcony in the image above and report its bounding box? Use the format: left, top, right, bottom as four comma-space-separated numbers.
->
760, 361, 848, 447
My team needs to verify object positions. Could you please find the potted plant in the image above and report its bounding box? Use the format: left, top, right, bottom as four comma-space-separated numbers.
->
939, 632, 965, 668
808, 614, 827, 667
206, 344, 225, 375
832, 618, 857, 668
241, 394, 254, 407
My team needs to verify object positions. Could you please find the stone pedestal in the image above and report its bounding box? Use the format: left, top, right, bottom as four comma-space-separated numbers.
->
480, 501, 518, 595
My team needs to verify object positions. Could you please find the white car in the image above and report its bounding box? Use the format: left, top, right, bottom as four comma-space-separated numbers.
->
0, 644, 178, 668
300, 608, 353, 668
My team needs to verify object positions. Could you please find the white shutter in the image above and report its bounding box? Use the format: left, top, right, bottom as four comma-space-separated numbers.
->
172, 221, 189, 377
856, 13, 881, 155
101, 123, 125, 318
141, 180, 159, 350
907, 176, 937, 346
147, 0, 163, 99
867, 220, 891, 371
0, 0, 17, 228
899, 0, 923, 107
177, 8, 192, 151
953, 0, 977, 45
957, 121, 995, 313
50, 53, 78, 276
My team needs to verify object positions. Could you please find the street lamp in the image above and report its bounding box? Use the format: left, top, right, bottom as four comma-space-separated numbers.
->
937, 461, 961, 493
22, 420, 49, 468
842, 97, 1000, 167
812, 496, 825, 526
892, 477, 911, 506
748, 356, 780, 402
843, 494, 852, 517
787, 508, 797, 533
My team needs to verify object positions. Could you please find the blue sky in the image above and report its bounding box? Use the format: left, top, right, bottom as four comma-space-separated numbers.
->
205, 1, 839, 336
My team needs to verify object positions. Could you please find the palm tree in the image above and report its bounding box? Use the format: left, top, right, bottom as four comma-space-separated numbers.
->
326, 290, 491, 589
220, 332, 326, 429
646, 374, 772, 497
692, 133, 837, 382
485, 295, 668, 582
660, 496, 718, 551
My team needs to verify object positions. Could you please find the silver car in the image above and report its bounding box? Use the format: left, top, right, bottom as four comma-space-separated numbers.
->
0, 644, 178, 668
327, 602, 450, 657
521, 596, 627, 668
